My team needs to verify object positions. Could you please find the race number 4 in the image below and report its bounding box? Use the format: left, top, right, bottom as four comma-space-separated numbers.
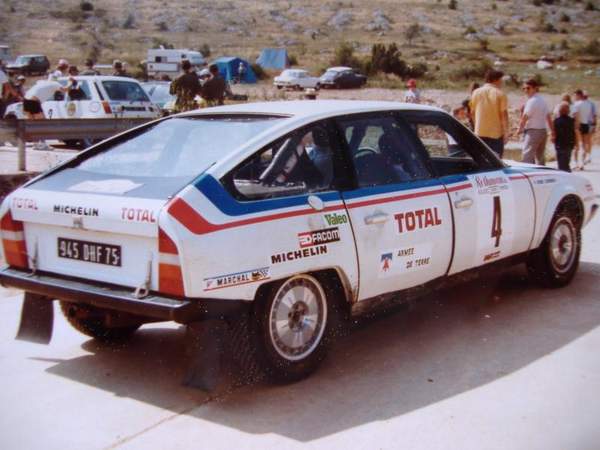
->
491, 195, 502, 247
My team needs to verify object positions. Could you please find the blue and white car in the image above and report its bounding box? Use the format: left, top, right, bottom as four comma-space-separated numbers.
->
1, 101, 597, 382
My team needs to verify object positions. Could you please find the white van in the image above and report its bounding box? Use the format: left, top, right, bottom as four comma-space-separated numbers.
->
146, 48, 205, 76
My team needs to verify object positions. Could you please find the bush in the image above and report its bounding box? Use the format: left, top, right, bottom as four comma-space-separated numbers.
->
465, 25, 477, 35
251, 63, 268, 80
559, 12, 570, 22
449, 0, 457, 10
80, 1, 94, 11
368, 43, 406, 76
575, 38, 600, 56
122, 13, 135, 29
405, 62, 428, 78
405, 23, 420, 46
199, 43, 211, 58
331, 41, 362, 69
288, 54, 298, 66
450, 60, 493, 80
585, 1, 596, 11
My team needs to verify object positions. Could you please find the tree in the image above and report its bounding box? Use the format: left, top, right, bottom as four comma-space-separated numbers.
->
405, 23, 421, 46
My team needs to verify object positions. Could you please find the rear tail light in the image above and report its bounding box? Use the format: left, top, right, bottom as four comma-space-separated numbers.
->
101, 101, 112, 114
158, 228, 184, 296
1, 211, 29, 269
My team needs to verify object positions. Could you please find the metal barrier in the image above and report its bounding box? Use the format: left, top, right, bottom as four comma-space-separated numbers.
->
0, 118, 154, 171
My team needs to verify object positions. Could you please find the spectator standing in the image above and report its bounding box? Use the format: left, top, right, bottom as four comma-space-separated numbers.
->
2, 73, 25, 111
517, 79, 554, 165
0, 63, 8, 118
200, 64, 227, 107
553, 102, 576, 172
573, 90, 596, 167
469, 70, 509, 157
68, 65, 79, 76
404, 79, 421, 104
80, 59, 99, 75
112, 60, 130, 77
48, 59, 69, 80
169, 59, 200, 112
237, 62, 246, 84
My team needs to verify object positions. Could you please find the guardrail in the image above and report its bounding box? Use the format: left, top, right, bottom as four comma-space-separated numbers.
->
0, 118, 154, 172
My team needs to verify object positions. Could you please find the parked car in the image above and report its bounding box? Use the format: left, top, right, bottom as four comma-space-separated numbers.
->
1, 101, 597, 384
141, 81, 175, 115
274, 69, 320, 90
319, 66, 367, 89
4, 76, 162, 120
6, 54, 50, 75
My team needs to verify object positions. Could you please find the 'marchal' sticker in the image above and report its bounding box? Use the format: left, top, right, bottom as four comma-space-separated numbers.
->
203, 267, 270, 291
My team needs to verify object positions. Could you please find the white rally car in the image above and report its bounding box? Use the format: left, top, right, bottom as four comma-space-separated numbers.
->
274, 69, 321, 90
1, 101, 598, 383
4, 76, 161, 120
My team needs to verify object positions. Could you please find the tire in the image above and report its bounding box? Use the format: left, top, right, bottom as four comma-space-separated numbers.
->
315, 83, 321, 91
59, 301, 140, 343
276, 85, 282, 90
251, 274, 342, 382
527, 206, 581, 288
63, 140, 81, 148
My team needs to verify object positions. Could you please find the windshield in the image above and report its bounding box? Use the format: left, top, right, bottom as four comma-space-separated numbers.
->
76, 116, 284, 178
15, 56, 31, 65
102, 80, 150, 102
149, 85, 174, 104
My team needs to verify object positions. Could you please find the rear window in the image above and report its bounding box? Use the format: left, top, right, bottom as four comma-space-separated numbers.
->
76, 116, 284, 178
102, 80, 150, 102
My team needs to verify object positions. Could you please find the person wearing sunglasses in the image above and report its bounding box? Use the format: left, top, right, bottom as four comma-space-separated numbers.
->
517, 79, 555, 165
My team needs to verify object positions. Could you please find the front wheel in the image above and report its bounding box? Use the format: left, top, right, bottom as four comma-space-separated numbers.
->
253, 274, 339, 382
527, 209, 581, 287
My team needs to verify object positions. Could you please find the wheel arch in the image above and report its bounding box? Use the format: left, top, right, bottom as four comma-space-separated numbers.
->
536, 191, 584, 248
253, 267, 353, 314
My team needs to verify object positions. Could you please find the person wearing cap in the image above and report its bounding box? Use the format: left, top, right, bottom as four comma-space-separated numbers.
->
517, 78, 554, 165
48, 59, 69, 80
2, 72, 25, 113
169, 59, 200, 112
198, 68, 211, 85
404, 79, 421, 104
112, 60, 131, 77
80, 59, 99, 76
469, 69, 509, 158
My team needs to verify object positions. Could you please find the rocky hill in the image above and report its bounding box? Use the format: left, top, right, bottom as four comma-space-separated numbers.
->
1, 0, 599, 92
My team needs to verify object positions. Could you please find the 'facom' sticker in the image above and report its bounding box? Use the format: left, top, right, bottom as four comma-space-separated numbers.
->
378, 243, 433, 278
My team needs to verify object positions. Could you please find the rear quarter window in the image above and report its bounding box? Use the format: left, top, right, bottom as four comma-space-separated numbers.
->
102, 81, 150, 102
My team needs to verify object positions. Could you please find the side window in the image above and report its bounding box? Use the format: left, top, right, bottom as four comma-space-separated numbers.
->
400, 111, 501, 176
228, 123, 336, 200
337, 114, 431, 187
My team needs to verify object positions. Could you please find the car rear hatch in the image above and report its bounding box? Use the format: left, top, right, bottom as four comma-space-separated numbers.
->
98, 79, 159, 118
5, 181, 166, 294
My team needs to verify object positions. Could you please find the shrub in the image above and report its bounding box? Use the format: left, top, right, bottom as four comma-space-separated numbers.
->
575, 38, 600, 56
559, 13, 570, 22
80, 1, 94, 11
585, 1, 596, 11
251, 63, 268, 80
465, 25, 477, 35
478, 37, 490, 51
368, 43, 406, 76
288, 54, 298, 66
122, 13, 135, 29
405, 62, 428, 78
199, 43, 211, 58
450, 60, 493, 80
331, 41, 362, 69
449, 0, 457, 10
405, 23, 421, 46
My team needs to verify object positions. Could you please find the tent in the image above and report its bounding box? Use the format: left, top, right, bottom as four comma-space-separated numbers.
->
211, 57, 256, 83
256, 48, 290, 70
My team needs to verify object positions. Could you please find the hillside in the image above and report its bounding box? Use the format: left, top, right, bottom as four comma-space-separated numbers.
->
1, 0, 599, 93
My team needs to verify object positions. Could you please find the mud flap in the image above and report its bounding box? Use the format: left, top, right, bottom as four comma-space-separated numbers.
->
183, 319, 230, 392
16, 293, 54, 344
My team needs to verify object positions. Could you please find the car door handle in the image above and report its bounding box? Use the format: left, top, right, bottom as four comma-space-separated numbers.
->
364, 212, 389, 225
454, 197, 474, 209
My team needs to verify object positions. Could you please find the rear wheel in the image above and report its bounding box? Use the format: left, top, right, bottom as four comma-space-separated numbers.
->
252, 274, 341, 382
59, 301, 141, 343
527, 207, 581, 287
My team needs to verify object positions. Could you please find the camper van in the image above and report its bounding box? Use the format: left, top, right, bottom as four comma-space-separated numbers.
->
146, 48, 205, 76
0, 45, 11, 63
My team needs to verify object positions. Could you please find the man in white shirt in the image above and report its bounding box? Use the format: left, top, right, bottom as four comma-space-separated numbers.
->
517, 78, 555, 165
573, 89, 596, 167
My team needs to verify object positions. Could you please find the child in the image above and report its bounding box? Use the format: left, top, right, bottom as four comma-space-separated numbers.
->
552, 101, 576, 172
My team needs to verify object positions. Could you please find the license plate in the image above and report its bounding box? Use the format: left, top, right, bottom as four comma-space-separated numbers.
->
57, 237, 121, 267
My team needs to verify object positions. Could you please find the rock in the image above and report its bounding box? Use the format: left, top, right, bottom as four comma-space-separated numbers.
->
366, 9, 391, 32
536, 60, 553, 70
328, 10, 353, 30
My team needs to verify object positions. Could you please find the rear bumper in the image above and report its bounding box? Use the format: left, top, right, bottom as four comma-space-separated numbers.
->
0, 267, 248, 324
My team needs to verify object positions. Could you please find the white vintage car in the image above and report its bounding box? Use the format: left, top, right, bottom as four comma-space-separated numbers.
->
4, 75, 161, 120
1, 101, 598, 383
274, 69, 320, 90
